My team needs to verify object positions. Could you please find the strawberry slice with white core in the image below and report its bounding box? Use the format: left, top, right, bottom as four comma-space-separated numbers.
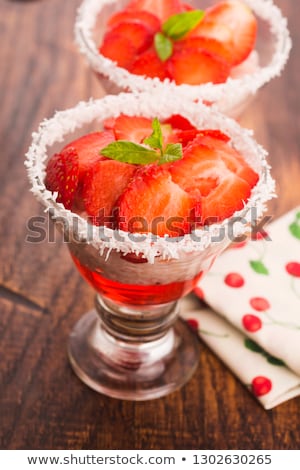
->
126, 0, 183, 22
115, 165, 198, 237
113, 115, 153, 143
63, 131, 116, 178
199, 0, 257, 66
82, 160, 137, 226
167, 48, 231, 85
45, 148, 79, 210
169, 136, 256, 224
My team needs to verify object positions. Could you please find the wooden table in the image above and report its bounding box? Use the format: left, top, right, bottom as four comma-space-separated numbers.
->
1, 0, 299, 450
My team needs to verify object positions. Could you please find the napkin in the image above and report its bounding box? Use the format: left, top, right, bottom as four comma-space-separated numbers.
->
181, 207, 300, 409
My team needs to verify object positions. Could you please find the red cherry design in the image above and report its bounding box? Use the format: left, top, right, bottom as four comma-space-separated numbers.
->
285, 262, 300, 278
224, 272, 245, 288
242, 314, 262, 332
186, 318, 199, 331
194, 285, 204, 299
249, 297, 270, 311
251, 376, 272, 397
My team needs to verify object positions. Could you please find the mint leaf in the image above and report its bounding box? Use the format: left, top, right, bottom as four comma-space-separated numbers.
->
249, 260, 269, 275
244, 338, 264, 353
154, 32, 173, 61
266, 355, 286, 366
289, 222, 300, 240
101, 141, 158, 165
160, 143, 182, 164
162, 10, 205, 41
143, 117, 163, 151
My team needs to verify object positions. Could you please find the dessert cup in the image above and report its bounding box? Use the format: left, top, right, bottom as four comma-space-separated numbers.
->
25, 92, 274, 400
75, 0, 291, 118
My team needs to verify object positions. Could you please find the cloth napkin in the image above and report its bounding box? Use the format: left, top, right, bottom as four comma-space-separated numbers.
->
181, 207, 300, 409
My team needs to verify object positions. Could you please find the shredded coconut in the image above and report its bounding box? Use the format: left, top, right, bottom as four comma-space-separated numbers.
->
25, 92, 275, 263
74, 0, 291, 116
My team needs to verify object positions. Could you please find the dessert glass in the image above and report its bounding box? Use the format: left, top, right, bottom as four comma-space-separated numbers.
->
75, 0, 291, 118
25, 92, 274, 400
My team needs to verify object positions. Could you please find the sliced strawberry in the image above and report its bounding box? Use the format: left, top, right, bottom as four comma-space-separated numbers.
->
129, 49, 169, 81
169, 136, 255, 224
167, 48, 231, 85
63, 131, 115, 178
186, 20, 233, 44
163, 114, 196, 131
107, 10, 161, 34
103, 117, 116, 130
102, 21, 153, 57
126, 0, 183, 22
174, 128, 230, 147
113, 115, 153, 143
197, 135, 259, 187
199, 0, 257, 66
45, 148, 79, 210
82, 160, 136, 226
99, 33, 136, 68
176, 36, 232, 64
115, 165, 198, 237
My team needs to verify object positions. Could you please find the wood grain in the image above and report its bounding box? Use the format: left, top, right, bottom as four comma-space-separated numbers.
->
0, 0, 299, 450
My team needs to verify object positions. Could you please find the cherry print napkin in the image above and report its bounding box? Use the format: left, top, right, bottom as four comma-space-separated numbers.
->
181, 207, 300, 409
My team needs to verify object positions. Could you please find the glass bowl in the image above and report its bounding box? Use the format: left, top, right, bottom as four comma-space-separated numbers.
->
25, 92, 274, 400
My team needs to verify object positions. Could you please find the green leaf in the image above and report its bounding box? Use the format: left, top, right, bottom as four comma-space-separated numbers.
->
100, 141, 158, 165
249, 260, 269, 275
159, 143, 183, 164
289, 222, 300, 240
154, 32, 173, 61
143, 117, 164, 152
162, 10, 205, 40
244, 338, 264, 353
267, 355, 286, 366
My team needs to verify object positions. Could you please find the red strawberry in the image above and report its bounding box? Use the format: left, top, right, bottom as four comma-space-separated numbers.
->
198, 0, 257, 66
115, 165, 198, 237
82, 160, 136, 226
107, 10, 161, 34
196, 135, 259, 188
63, 131, 115, 178
169, 136, 254, 224
129, 49, 169, 81
103, 21, 153, 55
163, 114, 196, 131
126, 0, 183, 22
181, 3, 194, 12
45, 148, 79, 210
99, 33, 137, 68
174, 128, 230, 147
186, 20, 233, 44
176, 36, 232, 64
112, 115, 153, 143
167, 48, 231, 85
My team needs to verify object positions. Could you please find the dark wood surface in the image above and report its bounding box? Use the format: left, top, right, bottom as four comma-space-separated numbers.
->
0, 0, 299, 450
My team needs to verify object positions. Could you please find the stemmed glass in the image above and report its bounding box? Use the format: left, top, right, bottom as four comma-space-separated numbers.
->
75, 0, 291, 118
25, 92, 274, 400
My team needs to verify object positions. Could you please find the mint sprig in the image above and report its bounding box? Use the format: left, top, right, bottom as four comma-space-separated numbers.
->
100, 118, 182, 165
154, 10, 205, 61
162, 10, 205, 41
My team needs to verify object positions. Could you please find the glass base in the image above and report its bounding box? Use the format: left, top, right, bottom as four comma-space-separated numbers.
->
68, 309, 200, 401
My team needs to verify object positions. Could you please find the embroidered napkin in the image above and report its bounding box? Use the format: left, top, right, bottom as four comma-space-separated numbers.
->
181, 207, 300, 409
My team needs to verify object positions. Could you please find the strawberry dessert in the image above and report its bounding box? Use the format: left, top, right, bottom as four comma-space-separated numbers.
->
99, 0, 257, 85
75, 0, 291, 117
44, 111, 261, 305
